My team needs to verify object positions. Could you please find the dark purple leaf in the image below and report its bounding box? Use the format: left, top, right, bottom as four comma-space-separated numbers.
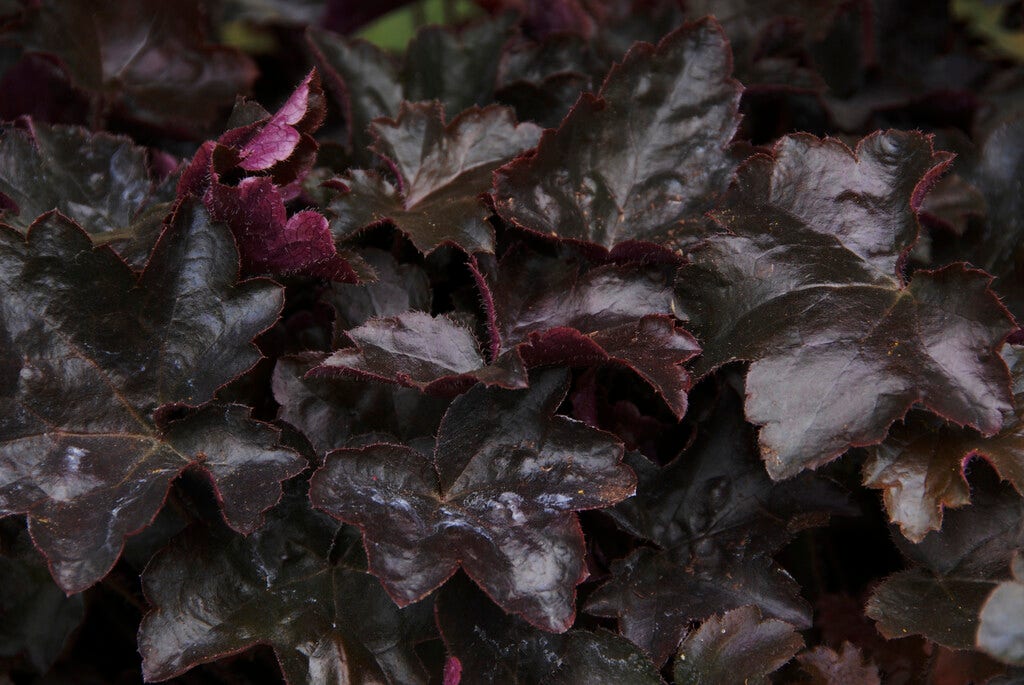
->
437, 573, 663, 684
586, 548, 810, 667
321, 247, 431, 343
672, 606, 804, 685
309, 369, 635, 632
585, 380, 845, 666
237, 70, 326, 173
677, 131, 1014, 479
0, 204, 303, 592
797, 643, 882, 685
314, 311, 528, 394
327, 102, 541, 255
317, 248, 698, 416
492, 19, 742, 257
17, 0, 257, 135
0, 122, 154, 236
272, 353, 448, 457
864, 345, 1024, 541
606, 381, 852, 557
309, 15, 515, 156
866, 476, 1024, 649
0, 521, 85, 672
139, 489, 433, 684
978, 554, 1024, 666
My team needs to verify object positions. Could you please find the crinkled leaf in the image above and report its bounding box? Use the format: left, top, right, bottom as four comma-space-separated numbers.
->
309, 369, 635, 632
272, 354, 448, 457
492, 19, 741, 256
864, 345, 1024, 541
315, 311, 528, 394
437, 573, 663, 684
979, 554, 1024, 666
0, 521, 85, 672
139, 489, 433, 684
677, 131, 1014, 479
672, 606, 804, 685
328, 102, 541, 255
178, 72, 355, 282
798, 643, 882, 685
0, 204, 303, 592
206, 176, 357, 282
586, 548, 810, 667
866, 476, 1024, 648
18, 0, 257, 134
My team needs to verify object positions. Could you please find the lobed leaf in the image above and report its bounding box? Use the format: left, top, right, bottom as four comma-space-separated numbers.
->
327, 102, 541, 255
309, 369, 635, 632
139, 489, 433, 684
677, 131, 1014, 479
0, 203, 303, 592
672, 606, 804, 685
492, 18, 742, 257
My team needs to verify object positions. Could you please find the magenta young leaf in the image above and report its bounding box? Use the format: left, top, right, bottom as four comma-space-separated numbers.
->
672, 606, 804, 685
436, 573, 663, 684
327, 102, 541, 255
492, 18, 742, 257
139, 489, 434, 684
309, 369, 635, 632
0, 203, 302, 592
237, 70, 326, 172
205, 176, 358, 282
677, 131, 1014, 479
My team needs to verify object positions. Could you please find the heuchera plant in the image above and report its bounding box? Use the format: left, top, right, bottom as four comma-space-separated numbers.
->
4, 0, 1024, 683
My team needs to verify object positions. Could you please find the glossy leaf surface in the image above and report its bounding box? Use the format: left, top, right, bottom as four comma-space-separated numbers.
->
139, 489, 433, 684
309, 369, 635, 632
493, 19, 741, 255
0, 204, 302, 592
328, 102, 541, 255
678, 131, 1014, 478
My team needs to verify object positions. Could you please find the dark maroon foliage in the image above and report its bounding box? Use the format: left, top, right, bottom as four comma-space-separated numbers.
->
4, 2, 1024, 683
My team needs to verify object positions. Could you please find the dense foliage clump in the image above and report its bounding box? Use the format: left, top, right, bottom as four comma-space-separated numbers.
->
3, 1, 1024, 683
